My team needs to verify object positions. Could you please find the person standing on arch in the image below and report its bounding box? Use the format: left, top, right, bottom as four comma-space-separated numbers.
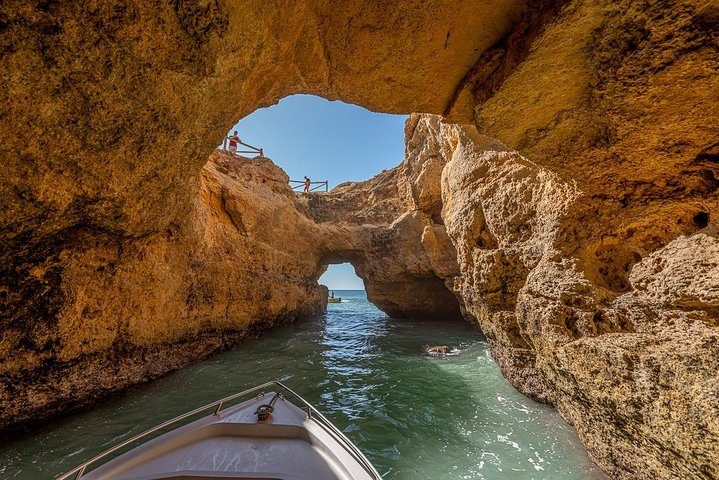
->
227, 131, 241, 154
303, 176, 311, 192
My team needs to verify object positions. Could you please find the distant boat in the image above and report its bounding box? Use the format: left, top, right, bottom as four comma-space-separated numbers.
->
328, 297, 342, 303
58, 381, 381, 480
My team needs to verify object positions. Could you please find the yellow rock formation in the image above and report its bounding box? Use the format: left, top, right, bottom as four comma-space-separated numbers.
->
1, 1, 717, 479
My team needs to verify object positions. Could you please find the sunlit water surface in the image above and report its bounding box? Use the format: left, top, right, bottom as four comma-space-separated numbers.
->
1, 290, 606, 479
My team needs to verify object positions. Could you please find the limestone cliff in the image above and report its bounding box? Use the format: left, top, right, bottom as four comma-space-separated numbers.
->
0, 151, 327, 432
310, 113, 717, 478
2, 1, 718, 479
311, 112, 717, 478
396, 116, 719, 480
0, 0, 548, 431
467, 2, 719, 477
306, 161, 463, 321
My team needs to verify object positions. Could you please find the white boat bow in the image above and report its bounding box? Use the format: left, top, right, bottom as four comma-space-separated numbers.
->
57, 381, 382, 480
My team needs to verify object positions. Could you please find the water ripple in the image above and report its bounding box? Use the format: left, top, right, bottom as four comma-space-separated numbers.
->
0, 290, 606, 480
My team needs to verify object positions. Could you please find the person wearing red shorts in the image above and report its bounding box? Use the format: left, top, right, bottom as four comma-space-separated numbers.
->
227, 131, 240, 153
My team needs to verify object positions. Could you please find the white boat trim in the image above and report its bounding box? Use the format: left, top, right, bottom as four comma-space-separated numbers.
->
56, 381, 382, 480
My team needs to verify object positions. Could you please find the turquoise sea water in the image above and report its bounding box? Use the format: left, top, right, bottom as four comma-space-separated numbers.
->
0, 290, 606, 479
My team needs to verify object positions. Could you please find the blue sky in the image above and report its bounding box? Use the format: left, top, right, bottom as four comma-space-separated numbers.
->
231, 94, 407, 290
320, 264, 365, 290
232, 94, 407, 188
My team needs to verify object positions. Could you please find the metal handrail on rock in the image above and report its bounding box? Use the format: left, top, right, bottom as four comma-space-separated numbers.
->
221, 137, 264, 157
290, 179, 329, 192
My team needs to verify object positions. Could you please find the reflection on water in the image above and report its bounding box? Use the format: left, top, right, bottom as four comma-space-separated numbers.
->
0, 290, 606, 479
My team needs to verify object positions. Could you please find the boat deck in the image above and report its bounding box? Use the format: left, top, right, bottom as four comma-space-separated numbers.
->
80, 393, 375, 480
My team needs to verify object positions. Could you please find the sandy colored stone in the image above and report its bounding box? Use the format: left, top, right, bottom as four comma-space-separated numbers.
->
465, 2, 719, 476
0, 151, 328, 430
1, 1, 718, 479
308, 111, 718, 478
405, 115, 718, 479
306, 152, 464, 321
628, 233, 719, 312
2, 2, 524, 414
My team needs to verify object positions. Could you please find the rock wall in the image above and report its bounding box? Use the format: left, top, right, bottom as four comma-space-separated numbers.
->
466, 1, 719, 477
0, 0, 545, 432
0, 0, 529, 246
2, 1, 718, 479
1, 0, 530, 433
309, 112, 718, 478
398, 115, 718, 479
306, 155, 463, 320
0, 151, 328, 432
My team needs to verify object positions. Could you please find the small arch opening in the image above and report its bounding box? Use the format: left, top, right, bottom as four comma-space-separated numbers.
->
319, 262, 365, 292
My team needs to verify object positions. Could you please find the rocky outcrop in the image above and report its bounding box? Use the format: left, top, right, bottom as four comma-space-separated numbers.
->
398, 116, 718, 479
0, 0, 533, 248
310, 111, 717, 478
306, 161, 463, 320
2, 1, 718, 479
466, 2, 719, 477
0, 151, 328, 432
0, 0, 549, 432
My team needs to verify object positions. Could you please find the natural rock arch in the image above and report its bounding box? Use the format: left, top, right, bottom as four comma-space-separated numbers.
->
1, 1, 718, 479
1, 0, 534, 243
1, 0, 531, 434
313, 219, 463, 321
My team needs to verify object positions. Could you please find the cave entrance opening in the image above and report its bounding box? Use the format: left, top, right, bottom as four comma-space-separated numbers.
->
226, 94, 407, 191
319, 262, 365, 294
316, 256, 464, 321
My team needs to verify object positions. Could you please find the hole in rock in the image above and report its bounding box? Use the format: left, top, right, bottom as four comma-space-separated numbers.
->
227, 94, 407, 190
224, 95, 465, 321
693, 211, 709, 229
316, 256, 463, 321
319, 263, 365, 292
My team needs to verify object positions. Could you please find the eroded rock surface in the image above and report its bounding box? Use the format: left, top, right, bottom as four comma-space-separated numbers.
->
0, 151, 328, 431
309, 111, 718, 478
0, 0, 547, 432
467, 2, 719, 477
306, 155, 463, 320
310, 111, 718, 478
383, 115, 719, 480
2, 1, 719, 479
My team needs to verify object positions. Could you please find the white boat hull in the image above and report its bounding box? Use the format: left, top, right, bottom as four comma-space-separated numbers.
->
59, 383, 380, 480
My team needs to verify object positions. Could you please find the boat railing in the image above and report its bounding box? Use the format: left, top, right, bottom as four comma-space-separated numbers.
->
275, 381, 382, 479
56, 380, 382, 480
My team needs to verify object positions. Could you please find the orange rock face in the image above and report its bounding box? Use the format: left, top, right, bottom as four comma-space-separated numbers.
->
1, 152, 328, 432
1, 0, 524, 434
1, 1, 718, 479
398, 115, 718, 479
